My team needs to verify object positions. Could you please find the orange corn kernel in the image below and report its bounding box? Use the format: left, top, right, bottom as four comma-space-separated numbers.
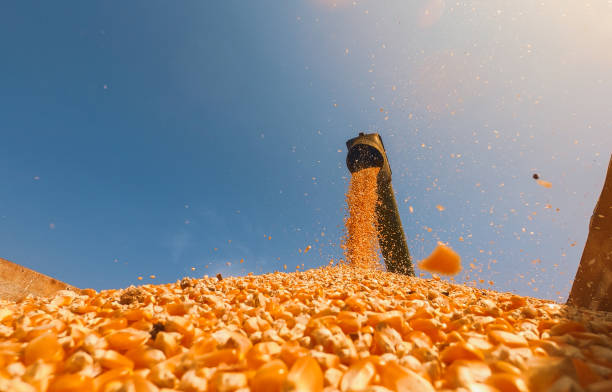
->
490, 360, 522, 376
367, 310, 405, 333
446, 331, 465, 344
406, 330, 433, 348
24, 331, 64, 365
165, 316, 195, 346
154, 331, 182, 358
280, 342, 310, 368
251, 359, 288, 392
284, 356, 324, 392
166, 302, 192, 316
345, 295, 367, 312
149, 360, 178, 389
222, 331, 253, 354
209, 371, 248, 392
378, 361, 435, 392
196, 348, 241, 368
409, 318, 439, 333
189, 335, 217, 356
105, 328, 150, 351
340, 359, 377, 392
418, 243, 462, 276
360, 325, 375, 335
337, 311, 361, 335
100, 350, 135, 369
100, 318, 128, 334
125, 347, 166, 369
444, 360, 491, 388
488, 330, 528, 348
123, 308, 152, 322
440, 342, 484, 364
486, 373, 529, 392
129, 320, 153, 331
311, 351, 341, 370
466, 336, 494, 352
130, 375, 159, 392
93, 368, 132, 392
246, 341, 282, 369
48, 373, 94, 392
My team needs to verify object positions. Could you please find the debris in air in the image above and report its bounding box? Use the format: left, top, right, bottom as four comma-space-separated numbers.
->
537, 180, 552, 188
418, 242, 462, 276
532, 173, 552, 188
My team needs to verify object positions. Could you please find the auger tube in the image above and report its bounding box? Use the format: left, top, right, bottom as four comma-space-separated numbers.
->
346, 132, 414, 276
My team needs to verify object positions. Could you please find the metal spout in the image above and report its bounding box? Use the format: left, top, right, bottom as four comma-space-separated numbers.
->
346, 133, 414, 275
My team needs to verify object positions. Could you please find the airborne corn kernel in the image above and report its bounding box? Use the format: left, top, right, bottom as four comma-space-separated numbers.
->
418, 242, 462, 276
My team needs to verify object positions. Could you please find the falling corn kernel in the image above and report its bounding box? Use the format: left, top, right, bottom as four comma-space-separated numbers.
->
343, 167, 381, 269
137, 276, 143, 280
536, 179, 552, 188
304, 245, 312, 253
418, 242, 462, 275
436, 204, 445, 211
149, 275, 155, 279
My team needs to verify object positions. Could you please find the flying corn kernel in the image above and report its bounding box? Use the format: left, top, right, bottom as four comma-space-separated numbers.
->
418, 242, 462, 275
536, 179, 552, 188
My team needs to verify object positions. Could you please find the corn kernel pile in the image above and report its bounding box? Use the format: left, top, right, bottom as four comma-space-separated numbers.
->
1, 264, 612, 392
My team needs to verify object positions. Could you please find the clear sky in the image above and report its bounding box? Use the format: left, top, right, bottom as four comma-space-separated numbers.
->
1, 1, 611, 301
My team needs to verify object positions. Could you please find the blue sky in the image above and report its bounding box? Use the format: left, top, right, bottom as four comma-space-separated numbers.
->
1, 1, 611, 301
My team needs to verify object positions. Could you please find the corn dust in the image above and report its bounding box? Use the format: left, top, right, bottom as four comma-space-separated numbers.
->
342, 167, 381, 270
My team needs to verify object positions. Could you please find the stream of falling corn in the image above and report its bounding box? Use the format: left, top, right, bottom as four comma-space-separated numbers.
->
342, 167, 381, 270
2, 176, 612, 391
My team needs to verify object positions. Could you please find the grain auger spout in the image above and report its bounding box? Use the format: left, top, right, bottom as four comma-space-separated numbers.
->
346, 132, 414, 276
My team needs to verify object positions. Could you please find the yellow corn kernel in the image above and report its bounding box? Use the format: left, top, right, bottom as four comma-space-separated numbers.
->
488, 330, 528, 348
340, 359, 377, 392
485, 373, 529, 392
105, 328, 150, 351
378, 361, 434, 392
280, 342, 309, 368
246, 341, 281, 369
444, 360, 492, 388
195, 348, 241, 368
48, 373, 94, 392
284, 356, 324, 392
125, 347, 166, 369
93, 368, 132, 392
100, 350, 135, 370
153, 331, 182, 358
209, 371, 248, 392
440, 342, 484, 364
490, 360, 522, 376
251, 359, 288, 392
24, 331, 64, 365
